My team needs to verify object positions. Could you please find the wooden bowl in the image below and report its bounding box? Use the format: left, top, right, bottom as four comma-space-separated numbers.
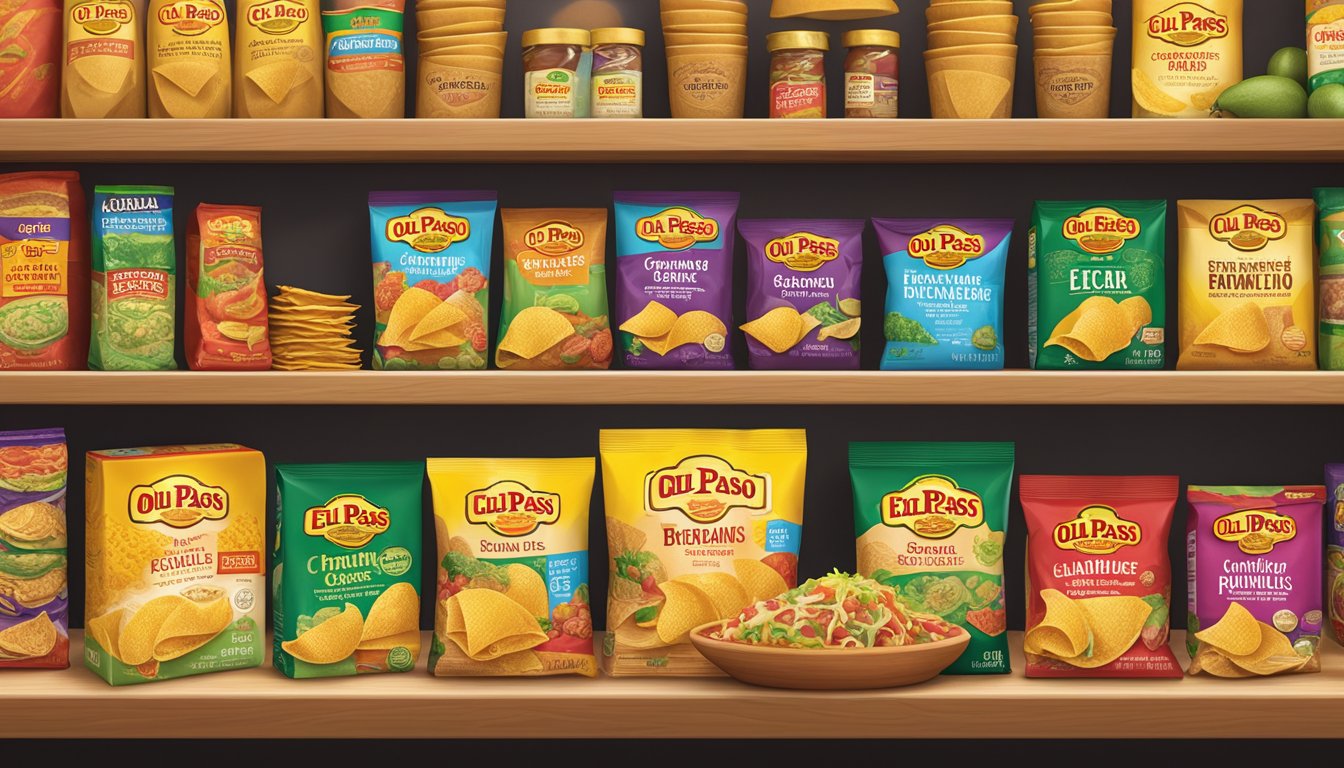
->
689, 622, 971, 690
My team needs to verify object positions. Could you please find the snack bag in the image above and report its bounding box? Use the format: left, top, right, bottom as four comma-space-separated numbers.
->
739, 219, 864, 369
1187, 485, 1324, 677
185, 204, 270, 370
1021, 475, 1182, 678
613, 192, 738, 369
497, 209, 612, 370
427, 457, 597, 677
90, 185, 176, 371
600, 429, 806, 676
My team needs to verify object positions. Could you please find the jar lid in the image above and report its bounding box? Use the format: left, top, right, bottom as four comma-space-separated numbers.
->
591, 27, 645, 47
521, 28, 591, 48
765, 30, 830, 52
842, 29, 900, 49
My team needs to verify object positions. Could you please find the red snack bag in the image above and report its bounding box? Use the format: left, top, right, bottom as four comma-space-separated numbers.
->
185, 204, 271, 370
0, 0, 61, 118
0, 171, 88, 369
1021, 475, 1182, 678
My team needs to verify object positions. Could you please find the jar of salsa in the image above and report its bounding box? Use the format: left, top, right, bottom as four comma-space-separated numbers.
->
590, 27, 645, 118
766, 30, 828, 119
521, 28, 590, 118
842, 30, 899, 119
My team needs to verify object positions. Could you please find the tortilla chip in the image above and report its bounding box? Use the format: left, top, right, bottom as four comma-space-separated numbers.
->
153, 597, 233, 662
1025, 588, 1091, 658
1056, 595, 1152, 669
1193, 601, 1261, 656
733, 558, 788, 604
1193, 301, 1272, 353
655, 580, 717, 645
410, 301, 468, 340
944, 70, 1012, 119
498, 306, 574, 360
86, 608, 124, 660
153, 61, 217, 98
452, 587, 547, 660
619, 301, 678, 338
328, 69, 402, 118
1045, 297, 1133, 362
359, 582, 420, 644
118, 595, 189, 666
379, 288, 441, 348
673, 573, 748, 620
0, 611, 56, 659
247, 59, 313, 105
281, 602, 364, 665
357, 629, 421, 653
70, 56, 133, 95
502, 564, 548, 619
741, 307, 803, 354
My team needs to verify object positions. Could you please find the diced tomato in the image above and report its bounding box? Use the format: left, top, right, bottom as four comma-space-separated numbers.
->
833, 626, 850, 640
775, 610, 794, 625
920, 620, 947, 636
743, 605, 758, 620
841, 597, 860, 614
799, 624, 816, 638
764, 599, 780, 611
812, 585, 835, 602
725, 618, 740, 629
816, 609, 834, 627
452, 575, 468, 587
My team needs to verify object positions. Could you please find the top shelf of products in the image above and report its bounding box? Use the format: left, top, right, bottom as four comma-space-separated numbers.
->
4, 119, 1343, 164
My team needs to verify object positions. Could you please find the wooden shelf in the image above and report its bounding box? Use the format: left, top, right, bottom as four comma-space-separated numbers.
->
3, 370, 1343, 406
3, 631, 1339, 739
2, 119, 1342, 164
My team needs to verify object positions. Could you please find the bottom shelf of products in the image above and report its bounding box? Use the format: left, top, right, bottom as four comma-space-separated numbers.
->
5, 631, 1342, 739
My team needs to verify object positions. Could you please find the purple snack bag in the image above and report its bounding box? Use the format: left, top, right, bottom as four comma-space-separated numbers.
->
613, 192, 739, 369
0, 427, 70, 669
738, 219, 865, 370
1186, 485, 1324, 676
1326, 465, 1344, 645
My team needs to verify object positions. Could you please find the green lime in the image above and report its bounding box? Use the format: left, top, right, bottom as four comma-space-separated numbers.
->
1267, 47, 1309, 88
1309, 83, 1344, 118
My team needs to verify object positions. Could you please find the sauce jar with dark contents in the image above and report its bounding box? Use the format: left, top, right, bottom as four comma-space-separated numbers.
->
521, 28, 590, 118
590, 27, 644, 118
766, 30, 828, 119
842, 29, 899, 119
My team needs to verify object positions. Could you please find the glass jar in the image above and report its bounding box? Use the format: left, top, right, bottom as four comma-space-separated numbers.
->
521, 28, 590, 118
590, 27, 644, 118
766, 30, 828, 119
842, 29, 899, 119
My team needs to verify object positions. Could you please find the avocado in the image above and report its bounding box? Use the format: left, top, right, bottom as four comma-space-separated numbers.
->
1213, 76, 1308, 118
1309, 83, 1344, 118
1267, 47, 1309, 88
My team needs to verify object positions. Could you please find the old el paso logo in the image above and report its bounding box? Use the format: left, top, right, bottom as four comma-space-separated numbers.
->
907, 225, 985, 270
525, 220, 584, 257
765, 232, 839, 273
1063, 207, 1141, 255
1210, 205, 1287, 253
465, 480, 560, 537
72, 0, 133, 33
128, 475, 228, 529
247, 0, 309, 34
304, 494, 390, 549
1214, 508, 1297, 555
386, 208, 470, 254
636, 207, 718, 252
157, 0, 224, 35
880, 475, 983, 539
645, 455, 769, 525
1053, 506, 1141, 555
1146, 2, 1229, 47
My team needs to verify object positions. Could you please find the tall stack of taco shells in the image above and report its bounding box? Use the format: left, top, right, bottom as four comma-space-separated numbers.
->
924, 0, 1019, 118
415, 0, 506, 118
1029, 0, 1115, 118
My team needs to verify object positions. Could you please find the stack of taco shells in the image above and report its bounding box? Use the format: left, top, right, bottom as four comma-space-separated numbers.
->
662, 0, 748, 118
924, 0, 1019, 119
1030, 0, 1115, 118
415, 0, 506, 118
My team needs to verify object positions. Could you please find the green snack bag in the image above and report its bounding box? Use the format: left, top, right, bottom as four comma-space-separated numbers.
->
274, 461, 423, 679
1315, 188, 1344, 369
90, 185, 176, 371
1029, 200, 1167, 369
850, 442, 1014, 675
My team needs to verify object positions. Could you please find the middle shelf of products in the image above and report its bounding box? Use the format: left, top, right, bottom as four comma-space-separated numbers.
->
6, 370, 1344, 405
2, 119, 1341, 164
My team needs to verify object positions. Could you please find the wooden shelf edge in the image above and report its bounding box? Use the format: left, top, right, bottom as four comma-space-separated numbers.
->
3, 371, 1344, 406
3, 119, 1342, 164
3, 632, 1341, 739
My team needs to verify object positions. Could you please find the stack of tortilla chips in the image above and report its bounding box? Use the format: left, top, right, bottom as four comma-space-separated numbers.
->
269, 286, 362, 371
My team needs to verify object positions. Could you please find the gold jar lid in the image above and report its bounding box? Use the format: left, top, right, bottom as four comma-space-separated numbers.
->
842, 29, 900, 49
766, 30, 830, 53
591, 27, 645, 47
521, 28, 591, 48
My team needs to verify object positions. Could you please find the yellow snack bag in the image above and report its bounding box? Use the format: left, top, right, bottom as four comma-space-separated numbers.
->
427, 458, 597, 678
234, 0, 324, 118
62, 0, 146, 118
599, 429, 807, 677
1177, 199, 1317, 370
147, 0, 230, 117
1132, 0, 1242, 118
